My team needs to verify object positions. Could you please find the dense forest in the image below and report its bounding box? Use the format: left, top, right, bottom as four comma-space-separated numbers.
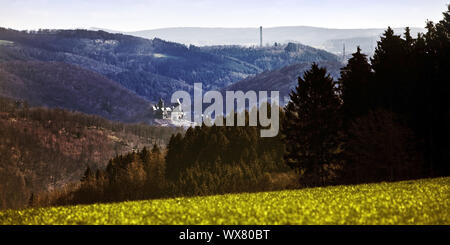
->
283, 7, 450, 184
0, 96, 183, 209
31, 107, 297, 207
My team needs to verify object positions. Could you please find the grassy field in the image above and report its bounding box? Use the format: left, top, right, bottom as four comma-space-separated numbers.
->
0, 177, 448, 225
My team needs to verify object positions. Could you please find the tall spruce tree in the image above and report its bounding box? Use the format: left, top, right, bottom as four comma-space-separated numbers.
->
338, 46, 373, 122
165, 133, 184, 180
282, 63, 341, 186
371, 27, 409, 113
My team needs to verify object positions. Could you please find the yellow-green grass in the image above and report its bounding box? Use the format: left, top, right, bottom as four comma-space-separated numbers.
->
1, 177, 448, 225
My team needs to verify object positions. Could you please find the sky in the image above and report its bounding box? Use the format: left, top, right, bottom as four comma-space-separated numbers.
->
0, 0, 448, 31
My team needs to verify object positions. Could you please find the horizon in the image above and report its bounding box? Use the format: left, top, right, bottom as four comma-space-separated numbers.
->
2, 25, 427, 33
0, 0, 448, 31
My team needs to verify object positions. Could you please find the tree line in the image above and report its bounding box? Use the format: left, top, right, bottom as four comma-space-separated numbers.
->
33, 109, 296, 207
283, 6, 449, 185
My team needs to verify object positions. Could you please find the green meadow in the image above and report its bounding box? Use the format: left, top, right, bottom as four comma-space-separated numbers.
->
1, 177, 448, 225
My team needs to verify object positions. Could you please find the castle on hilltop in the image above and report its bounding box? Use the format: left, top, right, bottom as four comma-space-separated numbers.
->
152, 98, 185, 121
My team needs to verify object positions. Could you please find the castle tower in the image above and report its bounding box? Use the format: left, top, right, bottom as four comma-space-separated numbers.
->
158, 98, 164, 109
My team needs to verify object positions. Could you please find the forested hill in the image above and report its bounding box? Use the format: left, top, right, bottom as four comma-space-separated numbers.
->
0, 96, 183, 210
0, 28, 341, 103
224, 61, 342, 104
0, 61, 153, 123
200, 43, 340, 71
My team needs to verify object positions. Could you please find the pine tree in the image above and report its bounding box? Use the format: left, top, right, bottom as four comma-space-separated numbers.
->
338, 46, 373, 122
140, 147, 151, 164
28, 193, 35, 207
80, 166, 93, 182
371, 26, 409, 113
404, 27, 414, 50
151, 144, 161, 155
165, 133, 184, 180
282, 63, 341, 186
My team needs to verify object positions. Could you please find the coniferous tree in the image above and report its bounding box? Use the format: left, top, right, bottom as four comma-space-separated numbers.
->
81, 166, 93, 182
371, 27, 409, 113
165, 133, 184, 180
151, 144, 161, 155
140, 147, 150, 164
338, 46, 373, 122
282, 63, 341, 186
28, 193, 35, 207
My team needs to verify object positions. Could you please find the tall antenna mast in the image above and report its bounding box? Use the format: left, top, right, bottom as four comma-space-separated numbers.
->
260, 26, 263, 47
343, 43, 346, 61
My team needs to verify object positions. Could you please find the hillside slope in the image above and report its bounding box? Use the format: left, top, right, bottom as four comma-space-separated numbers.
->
224, 61, 342, 105
0, 61, 154, 123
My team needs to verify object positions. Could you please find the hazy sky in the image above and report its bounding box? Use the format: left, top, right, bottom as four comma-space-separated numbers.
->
0, 0, 448, 31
